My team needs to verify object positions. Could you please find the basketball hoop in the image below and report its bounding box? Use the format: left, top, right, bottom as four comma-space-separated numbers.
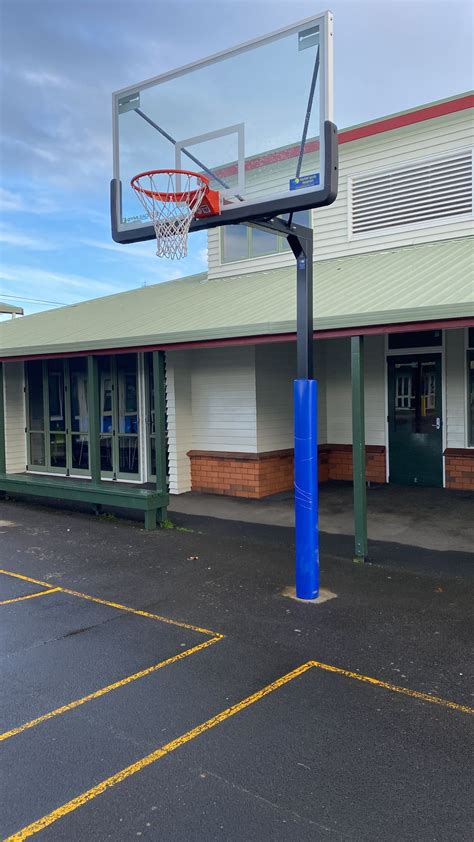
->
130, 169, 220, 260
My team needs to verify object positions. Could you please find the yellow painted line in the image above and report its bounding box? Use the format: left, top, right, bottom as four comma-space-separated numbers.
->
0, 588, 60, 606
309, 660, 474, 715
0, 634, 223, 743
4, 658, 472, 841
0, 568, 49, 588
3, 662, 314, 842
58, 587, 217, 636
0, 568, 217, 637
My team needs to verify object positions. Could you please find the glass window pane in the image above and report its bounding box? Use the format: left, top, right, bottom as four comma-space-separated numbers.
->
222, 226, 248, 262
47, 362, 65, 431
50, 433, 67, 468
27, 361, 44, 431
118, 436, 138, 474
394, 363, 417, 431
469, 352, 474, 446
149, 365, 155, 434
117, 355, 138, 434
100, 436, 113, 472
29, 432, 45, 466
70, 358, 89, 433
251, 227, 278, 257
99, 357, 113, 433
388, 330, 442, 350
419, 362, 437, 433
71, 435, 89, 471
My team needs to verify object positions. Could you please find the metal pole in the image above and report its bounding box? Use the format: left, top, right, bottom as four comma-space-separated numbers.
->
0, 362, 6, 475
351, 335, 368, 562
87, 356, 101, 485
288, 227, 318, 598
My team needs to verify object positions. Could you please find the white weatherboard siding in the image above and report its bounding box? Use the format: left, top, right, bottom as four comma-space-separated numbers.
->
363, 335, 387, 447
256, 343, 295, 452
325, 336, 386, 445
166, 329, 469, 495
445, 328, 467, 448
191, 346, 257, 453
4, 361, 26, 473
256, 342, 327, 451
166, 351, 192, 494
207, 108, 473, 278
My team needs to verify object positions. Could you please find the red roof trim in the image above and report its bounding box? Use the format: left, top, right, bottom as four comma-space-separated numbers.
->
216, 94, 474, 179
4, 316, 473, 362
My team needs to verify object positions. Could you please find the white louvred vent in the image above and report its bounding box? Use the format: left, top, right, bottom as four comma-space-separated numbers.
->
351, 151, 473, 236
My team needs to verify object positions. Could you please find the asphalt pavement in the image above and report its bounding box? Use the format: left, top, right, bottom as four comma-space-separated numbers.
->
0, 497, 472, 841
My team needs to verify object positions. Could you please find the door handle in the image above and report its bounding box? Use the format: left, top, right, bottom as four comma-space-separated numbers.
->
431, 417, 441, 430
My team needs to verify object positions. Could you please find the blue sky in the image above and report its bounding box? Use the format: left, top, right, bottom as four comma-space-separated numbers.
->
0, 0, 472, 318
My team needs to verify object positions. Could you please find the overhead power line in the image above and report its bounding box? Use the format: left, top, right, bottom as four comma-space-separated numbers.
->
0, 293, 67, 306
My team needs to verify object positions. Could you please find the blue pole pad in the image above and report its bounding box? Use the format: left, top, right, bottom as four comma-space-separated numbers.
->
294, 379, 319, 599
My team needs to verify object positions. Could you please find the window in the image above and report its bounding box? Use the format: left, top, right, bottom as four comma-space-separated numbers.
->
469, 330, 474, 446
26, 361, 45, 467
350, 150, 473, 237
221, 210, 311, 263
25, 358, 89, 474
388, 330, 442, 350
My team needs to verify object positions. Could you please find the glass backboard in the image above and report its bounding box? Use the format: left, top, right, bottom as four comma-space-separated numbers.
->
111, 11, 336, 243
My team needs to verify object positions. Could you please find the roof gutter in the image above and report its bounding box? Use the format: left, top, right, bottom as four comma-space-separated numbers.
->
2, 315, 473, 362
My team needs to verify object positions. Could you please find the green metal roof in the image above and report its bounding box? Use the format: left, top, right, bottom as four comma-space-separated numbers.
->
1, 238, 473, 359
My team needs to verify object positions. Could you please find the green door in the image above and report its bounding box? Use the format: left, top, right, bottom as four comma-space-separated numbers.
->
388, 354, 443, 487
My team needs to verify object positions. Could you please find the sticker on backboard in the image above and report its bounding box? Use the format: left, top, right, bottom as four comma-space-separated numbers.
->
290, 173, 320, 191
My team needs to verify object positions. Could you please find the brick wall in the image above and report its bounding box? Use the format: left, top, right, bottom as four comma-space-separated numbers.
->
188, 445, 387, 498
323, 444, 386, 484
188, 450, 294, 499
444, 449, 474, 490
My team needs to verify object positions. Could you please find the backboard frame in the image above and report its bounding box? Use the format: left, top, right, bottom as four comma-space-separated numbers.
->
111, 10, 338, 245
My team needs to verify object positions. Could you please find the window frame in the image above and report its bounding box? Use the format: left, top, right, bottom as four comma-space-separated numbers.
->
467, 327, 474, 447
25, 359, 91, 476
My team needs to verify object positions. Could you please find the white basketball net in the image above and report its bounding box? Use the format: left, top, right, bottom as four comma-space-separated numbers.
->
132, 171, 207, 260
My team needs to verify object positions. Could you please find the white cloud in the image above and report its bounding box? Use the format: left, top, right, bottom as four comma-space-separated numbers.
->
0, 185, 60, 215
80, 237, 156, 259
0, 264, 118, 295
0, 226, 57, 251
0, 187, 23, 211
22, 69, 72, 88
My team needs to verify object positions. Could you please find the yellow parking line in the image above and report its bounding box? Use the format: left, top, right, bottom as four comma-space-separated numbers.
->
3, 662, 314, 842
309, 660, 474, 715
0, 634, 223, 743
0, 569, 49, 588
0, 588, 60, 606
3, 657, 472, 841
0, 568, 217, 637
57, 587, 217, 636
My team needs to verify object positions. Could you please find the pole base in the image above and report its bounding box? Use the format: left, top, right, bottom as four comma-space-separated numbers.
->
282, 585, 337, 605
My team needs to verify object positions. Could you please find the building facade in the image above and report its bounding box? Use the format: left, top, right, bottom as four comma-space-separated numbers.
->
1, 93, 473, 526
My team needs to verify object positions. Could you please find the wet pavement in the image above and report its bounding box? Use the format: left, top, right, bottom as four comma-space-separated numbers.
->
0, 497, 472, 841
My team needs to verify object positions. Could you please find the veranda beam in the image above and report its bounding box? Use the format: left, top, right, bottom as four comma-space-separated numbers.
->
152, 351, 168, 522
0, 362, 6, 475
351, 335, 368, 562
